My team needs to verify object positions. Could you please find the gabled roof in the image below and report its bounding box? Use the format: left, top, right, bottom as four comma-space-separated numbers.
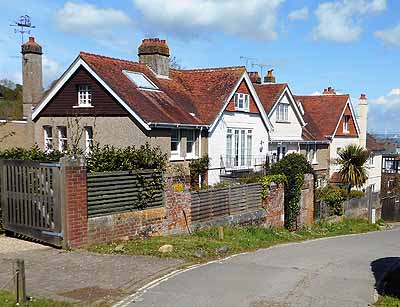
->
254, 83, 306, 127
253, 83, 287, 113
33, 52, 257, 130
367, 134, 386, 152
294, 94, 352, 141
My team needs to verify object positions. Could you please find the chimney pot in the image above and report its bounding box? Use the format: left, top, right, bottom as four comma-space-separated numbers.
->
138, 37, 170, 76
360, 93, 367, 100
264, 69, 276, 83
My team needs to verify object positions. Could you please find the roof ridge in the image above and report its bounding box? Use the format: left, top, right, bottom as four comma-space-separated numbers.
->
173, 66, 245, 73
256, 83, 287, 86
79, 51, 143, 66
295, 94, 350, 98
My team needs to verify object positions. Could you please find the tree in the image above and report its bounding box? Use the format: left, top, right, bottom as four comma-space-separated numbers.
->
169, 56, 182, 69
337, 144, 369, 193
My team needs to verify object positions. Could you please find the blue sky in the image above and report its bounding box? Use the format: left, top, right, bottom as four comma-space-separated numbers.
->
0, 0, 399, 133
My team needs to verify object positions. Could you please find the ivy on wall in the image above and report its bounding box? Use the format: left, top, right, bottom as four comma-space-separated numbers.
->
269, 153, 313, 230
260, 174, 287, 199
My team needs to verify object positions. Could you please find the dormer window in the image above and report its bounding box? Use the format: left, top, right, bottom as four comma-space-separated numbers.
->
276, 103, 289, 122
234, 93, 249, 111
343, 115, 350, 133
78, 85, 92, 107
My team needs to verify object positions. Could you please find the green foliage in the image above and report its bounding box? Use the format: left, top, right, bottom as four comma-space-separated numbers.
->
0, 290, 72, 307
86, 143, 167, 173
0, 145, 63, 162
270, 153, 313, 230
0, 82, 23, 119
239, 173, 263, 184
260, 174, 287, 199
189, 155, 210, 190
337, 144, 369, 191
348, 189, 364, 198
317, 185, 345, 216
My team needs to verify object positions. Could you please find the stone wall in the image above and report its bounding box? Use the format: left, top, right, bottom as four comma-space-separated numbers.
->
343, 192, 381, 221
298, 174, 314, 228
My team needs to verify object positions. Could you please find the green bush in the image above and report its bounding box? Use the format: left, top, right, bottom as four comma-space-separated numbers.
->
317, 185, 345, 216
270, 153, 313, 230
0, 145, 63, 162
189, 155, 210, 190
349, 190, 364, 199
239, 173, 263, 184
86, 143, 167, 173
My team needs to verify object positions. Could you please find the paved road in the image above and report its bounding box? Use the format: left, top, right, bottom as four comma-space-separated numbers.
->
122, 227, 400, 307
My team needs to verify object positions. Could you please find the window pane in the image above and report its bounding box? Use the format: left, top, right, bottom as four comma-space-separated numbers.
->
234, 130, 239, 166
247, 132, 252, 166
240, 130, 245, 166
226, 132, 232, 167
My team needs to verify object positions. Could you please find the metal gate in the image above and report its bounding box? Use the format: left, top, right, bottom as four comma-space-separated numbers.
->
0, 160, 63, 246
381, 194, 400, 222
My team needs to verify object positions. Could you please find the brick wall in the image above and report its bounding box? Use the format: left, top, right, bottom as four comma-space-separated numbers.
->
61, 156, 88, 249
86, 176, 192, 245
262, 182, 285, 228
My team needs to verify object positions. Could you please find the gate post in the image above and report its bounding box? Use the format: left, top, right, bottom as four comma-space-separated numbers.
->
60, 156, 88, 249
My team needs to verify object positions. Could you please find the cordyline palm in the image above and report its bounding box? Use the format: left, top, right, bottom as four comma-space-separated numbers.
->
337, 144, 369, 192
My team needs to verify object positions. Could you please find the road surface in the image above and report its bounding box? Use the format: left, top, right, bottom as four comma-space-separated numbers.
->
120, 226, 400, 307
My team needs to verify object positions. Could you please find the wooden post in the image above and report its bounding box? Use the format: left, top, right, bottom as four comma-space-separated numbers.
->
218, 226, 224, 241
13, 259, 26, 304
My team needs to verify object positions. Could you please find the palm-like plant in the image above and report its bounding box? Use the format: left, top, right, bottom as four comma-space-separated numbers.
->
337, 144, 370, 192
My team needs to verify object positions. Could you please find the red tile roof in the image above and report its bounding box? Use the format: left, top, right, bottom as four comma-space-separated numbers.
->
79, 52, 245, 126
367, 134, 386, 152
253, 83, 287, 114
295, 94, 350, 141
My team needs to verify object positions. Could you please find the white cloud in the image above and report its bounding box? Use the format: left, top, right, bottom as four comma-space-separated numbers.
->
55, 2, 133, 38
288, 7, 309, 21
375, 24, 400, 46
313, 0, 386, 43
133, 0, 284, 40
43, 56, 60, 86
368, 88, 400, 132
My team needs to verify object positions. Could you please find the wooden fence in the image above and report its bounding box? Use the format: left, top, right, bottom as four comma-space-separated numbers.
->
0, 160, 63, 246
191, 183, 262, 223
87, 170, 164, 217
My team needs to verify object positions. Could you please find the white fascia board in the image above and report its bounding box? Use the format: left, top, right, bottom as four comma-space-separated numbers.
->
268, 87, 306, 126
209, 72, 273, 133
32, 57, 151, 131
332, 97, 359, 139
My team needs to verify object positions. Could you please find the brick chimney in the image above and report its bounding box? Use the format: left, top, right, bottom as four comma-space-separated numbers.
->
21, 37, 43, 119
357, 93, 368, 149
323, 87, 336, 95
264, 69, 276, 83
138, 38, 170, 77
248, 71, 261, 84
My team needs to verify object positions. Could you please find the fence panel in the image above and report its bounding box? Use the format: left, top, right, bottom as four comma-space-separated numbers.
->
87, 170, 163, 217
191, 183, 262, 223
381, 194, 400, 222
0, 160, 62, 246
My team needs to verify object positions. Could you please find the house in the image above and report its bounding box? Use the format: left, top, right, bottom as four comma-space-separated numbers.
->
17, 37, 272, 186
295, 89, 365, 185
366, 134, 386, 192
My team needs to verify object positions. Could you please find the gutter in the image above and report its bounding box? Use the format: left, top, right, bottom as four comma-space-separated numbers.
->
149, 122, 209, 129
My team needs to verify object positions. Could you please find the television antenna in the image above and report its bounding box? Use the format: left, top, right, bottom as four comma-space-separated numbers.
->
251, 62, 271, 78
239, 56, 257, 68
10, 15, 36, 44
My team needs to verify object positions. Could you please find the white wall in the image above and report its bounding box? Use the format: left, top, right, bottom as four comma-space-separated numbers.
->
329, 136, 360, 176
269, 93, 303, 141
208, 111, 269, 185
365, 153, 382, 193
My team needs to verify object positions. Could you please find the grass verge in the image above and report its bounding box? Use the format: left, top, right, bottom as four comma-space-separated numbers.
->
0, 290, 71, 307
375, 295, 400, 306
89, 218, 381, 263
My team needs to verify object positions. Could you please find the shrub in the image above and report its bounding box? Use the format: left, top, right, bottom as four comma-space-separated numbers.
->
317, 185, 345, 216
349, 190, 364, 199
86, 143, 167, 173
189, 155, 210, 190
269, 153, 313, 230
239, 173, 263, 184
0, 145, 63, 162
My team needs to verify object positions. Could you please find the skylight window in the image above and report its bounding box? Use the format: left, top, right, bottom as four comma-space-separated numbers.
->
123, 71, 158, 90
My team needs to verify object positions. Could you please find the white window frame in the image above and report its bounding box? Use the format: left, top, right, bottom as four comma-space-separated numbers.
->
85, 126, 93, 155
185, 130, 196, 159
77, 85, 92, 107
343, 115, 350, 133
276, 144, 287, 161
171, 129, 181, 157
226, 128, 253, 169
58, 126, 67, 152
312, 143, 318, 165
276, 103, 289, 122
43, 126, 53, 152
234, 93, 250, 112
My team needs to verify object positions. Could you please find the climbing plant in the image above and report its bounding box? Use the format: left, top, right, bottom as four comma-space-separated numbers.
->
189, 155, 210, 190
260, 174, 287, 199
270, 153, 313, 230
